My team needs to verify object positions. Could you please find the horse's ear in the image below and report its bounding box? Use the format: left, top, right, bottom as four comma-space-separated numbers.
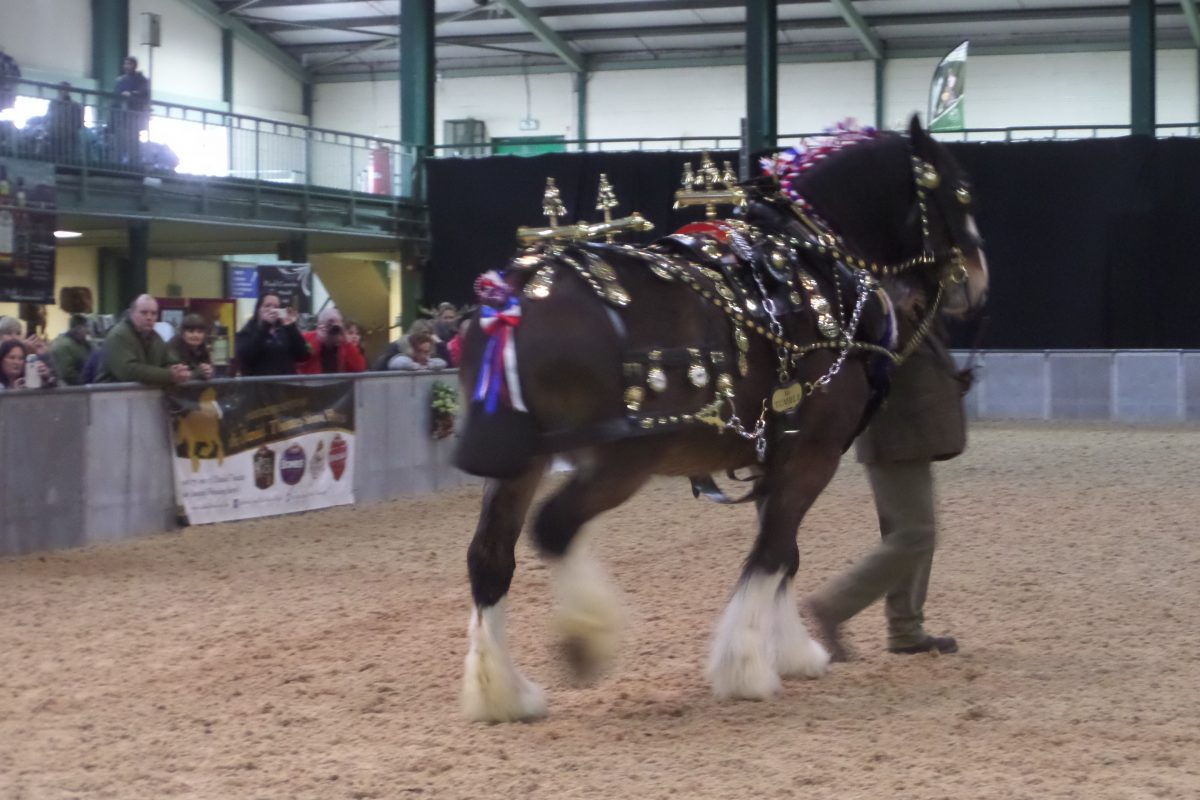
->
908, 114, 928, 147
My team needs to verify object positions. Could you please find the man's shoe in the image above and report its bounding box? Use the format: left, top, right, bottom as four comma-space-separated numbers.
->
803, 598, 850, 663
888, 635, 958, 655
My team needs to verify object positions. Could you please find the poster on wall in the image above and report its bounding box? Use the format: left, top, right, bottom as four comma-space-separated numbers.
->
257, 264, 312, 312
928, 41, 969, 133
0, 158, 56, 304
166, 380, 356, 525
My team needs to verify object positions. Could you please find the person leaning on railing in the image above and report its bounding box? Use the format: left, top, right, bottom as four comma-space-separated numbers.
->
235, 292, 309, 376
167, 313, 214, 381
48, 313, 93, 386
96, 294, 190, 386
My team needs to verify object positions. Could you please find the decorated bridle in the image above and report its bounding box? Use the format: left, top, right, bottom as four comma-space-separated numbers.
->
765, 128, 975, 366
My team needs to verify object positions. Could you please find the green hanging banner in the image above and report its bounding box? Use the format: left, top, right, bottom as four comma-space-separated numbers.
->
929, 41, 969, 133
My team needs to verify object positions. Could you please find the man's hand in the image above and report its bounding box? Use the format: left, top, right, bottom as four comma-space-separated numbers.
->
35, 360, 50, 381
197, 363, 214, 380
170, 364, 192, 384
23, 335, 46, 355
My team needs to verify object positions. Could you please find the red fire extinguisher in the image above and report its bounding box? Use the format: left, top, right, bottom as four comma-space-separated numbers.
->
370, 147, 392, 195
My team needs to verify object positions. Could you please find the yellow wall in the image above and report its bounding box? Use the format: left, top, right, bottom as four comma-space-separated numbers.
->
148, 258, 224, 300
0, 245, 100, 338
310, 254, 391, 363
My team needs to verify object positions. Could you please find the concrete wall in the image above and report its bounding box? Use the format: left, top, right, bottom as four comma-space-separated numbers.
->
0, 0, 92, 82
0, 0, 305, 120
313, 50, 1200, 143
955, 351, 1200, 423
0, 371, 475, 557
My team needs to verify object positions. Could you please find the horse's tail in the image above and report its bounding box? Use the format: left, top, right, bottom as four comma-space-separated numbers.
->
453, 270, 543, 479
453, 260, 625, 479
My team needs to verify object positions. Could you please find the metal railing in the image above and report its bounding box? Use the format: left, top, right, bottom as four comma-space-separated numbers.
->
0, 78, 422, 197
431, 134, 744, 157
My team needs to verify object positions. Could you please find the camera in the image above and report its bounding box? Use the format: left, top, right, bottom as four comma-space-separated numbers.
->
328, 324, 343, 335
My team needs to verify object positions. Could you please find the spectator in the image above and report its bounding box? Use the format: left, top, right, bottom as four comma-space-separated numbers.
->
344, 319, 366, 360
0, 340, 36, 390
373, 318, 433, 370
235, 292, 309, 376
0, 314, 54, 386
386, 331, 447, 371
447, 318, 470, 367
48, 313, 93, 385
112, 55, 150, 166
297, 307, 366, 374
433, 302, 459, 342
48, 82, 84, 162
167, 313, 214, 380
96, 294, 190, 385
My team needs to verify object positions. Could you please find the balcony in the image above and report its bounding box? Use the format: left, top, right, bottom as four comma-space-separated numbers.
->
0, 79, 426, 246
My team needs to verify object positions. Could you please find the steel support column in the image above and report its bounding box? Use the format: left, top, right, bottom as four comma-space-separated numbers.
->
1131, 0, 1156, 136
576, 71, 589, 146
400, 0, 435, 199
221, 28, 234, 105
874, 57, 885, 130
126, 222, 149, 303
746, 0, 778, 155
92, 0, 130, 92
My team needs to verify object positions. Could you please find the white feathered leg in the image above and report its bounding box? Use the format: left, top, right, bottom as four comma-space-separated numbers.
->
772, 578, 830, 679
552, 542, 621, 676
707, 569, 785, 700
461, 599, 547, 723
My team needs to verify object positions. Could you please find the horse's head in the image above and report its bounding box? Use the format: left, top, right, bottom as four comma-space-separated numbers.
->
775, 117, 988, 322
906, 116, 989, 317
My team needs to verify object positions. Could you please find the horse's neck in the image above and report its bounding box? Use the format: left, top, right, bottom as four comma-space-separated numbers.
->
795, 143, 917, 265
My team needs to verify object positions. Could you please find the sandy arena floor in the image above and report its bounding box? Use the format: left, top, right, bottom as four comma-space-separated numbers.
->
2, 422, 1198, 799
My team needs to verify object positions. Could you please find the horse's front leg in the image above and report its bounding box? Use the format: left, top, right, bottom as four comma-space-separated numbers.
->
708, 442, 842, 700
462, 460, 547, 723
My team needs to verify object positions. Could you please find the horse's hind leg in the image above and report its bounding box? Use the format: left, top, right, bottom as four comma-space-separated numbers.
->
708, 446, 840, 699
462, 460, 547, 723
533, 442, 654, 678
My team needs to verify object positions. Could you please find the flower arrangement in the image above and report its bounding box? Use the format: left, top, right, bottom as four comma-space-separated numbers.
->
431, 380, 459, 440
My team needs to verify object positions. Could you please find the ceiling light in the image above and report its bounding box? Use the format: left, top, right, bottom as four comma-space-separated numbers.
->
54, 230, 83, 239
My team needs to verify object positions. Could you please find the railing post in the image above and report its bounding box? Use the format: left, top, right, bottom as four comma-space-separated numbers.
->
253, 123, 261, 216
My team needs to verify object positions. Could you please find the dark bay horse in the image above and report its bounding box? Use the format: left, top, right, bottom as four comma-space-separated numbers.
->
454, 117, 988, 722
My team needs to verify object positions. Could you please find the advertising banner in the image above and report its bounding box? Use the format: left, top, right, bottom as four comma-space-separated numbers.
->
167, 380, 355, 524
0, 158, 56, 304
929, 41, 969, 133
257, 264, 312, 312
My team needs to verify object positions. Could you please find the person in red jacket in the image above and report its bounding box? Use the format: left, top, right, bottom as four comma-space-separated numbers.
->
297, 308, 366, 374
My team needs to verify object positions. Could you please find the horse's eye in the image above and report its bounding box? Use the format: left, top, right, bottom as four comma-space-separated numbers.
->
955, 186, 971, 205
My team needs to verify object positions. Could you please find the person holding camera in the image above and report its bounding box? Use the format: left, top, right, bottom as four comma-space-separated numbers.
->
297, 307, 366, 375
235, 293, 310, 377
0, 339, 57, 391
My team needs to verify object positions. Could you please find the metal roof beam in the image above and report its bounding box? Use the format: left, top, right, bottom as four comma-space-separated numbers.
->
493, 0, 586, 72
1182, 1, 1200, 47
279, 5, 1189, 58
179, 0, 306, 81
313, 36, 1200, 83
828, 0, 882, 60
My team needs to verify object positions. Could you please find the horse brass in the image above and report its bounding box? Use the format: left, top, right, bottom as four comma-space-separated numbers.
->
771, 382, 804, 414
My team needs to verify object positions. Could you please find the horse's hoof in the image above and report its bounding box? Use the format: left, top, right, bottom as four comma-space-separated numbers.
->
461, 660, 547, 724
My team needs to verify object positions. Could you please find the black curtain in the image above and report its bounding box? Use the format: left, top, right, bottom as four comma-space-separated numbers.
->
427, 138, 1200, 349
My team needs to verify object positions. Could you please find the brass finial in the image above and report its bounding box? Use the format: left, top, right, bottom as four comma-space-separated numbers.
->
698, 152, 721, 191
596, 174, 618, 219
596, 173, 619, 242
542, 177, 566, 226
680, 162, 696, 190
720, 161, 738, 189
